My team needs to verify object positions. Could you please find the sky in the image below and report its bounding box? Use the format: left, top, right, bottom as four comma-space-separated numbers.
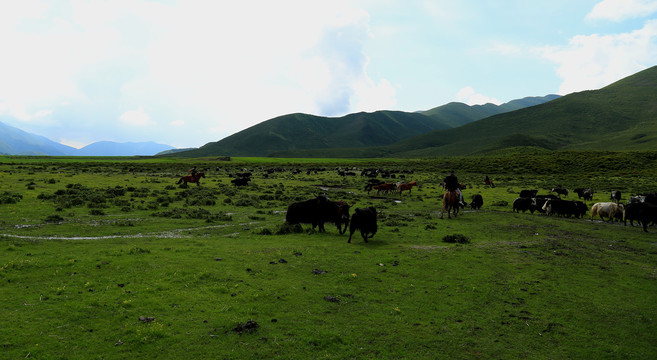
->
0, 0, 656, 149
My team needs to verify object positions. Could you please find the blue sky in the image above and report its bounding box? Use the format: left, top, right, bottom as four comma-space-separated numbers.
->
1, 0, 656, 149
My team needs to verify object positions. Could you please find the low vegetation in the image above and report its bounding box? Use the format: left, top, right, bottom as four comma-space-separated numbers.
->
1, 153, 656, 359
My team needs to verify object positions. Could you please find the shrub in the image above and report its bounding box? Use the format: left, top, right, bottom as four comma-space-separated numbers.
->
257, 228, 273, 235
44, 214, 64, 223
128, 247, 150, 255
0, 191, 23, 204
276, 222, 303, 235
442, 234, 470, 244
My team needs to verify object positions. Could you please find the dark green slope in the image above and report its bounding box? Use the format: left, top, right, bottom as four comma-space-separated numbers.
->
392, 65, 657, 156
176, 111, 450, 157
170, 94, 560, 158
271, 66, 657, 158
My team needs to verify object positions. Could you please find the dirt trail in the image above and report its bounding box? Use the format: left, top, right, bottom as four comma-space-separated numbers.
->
0, 223, 241, 241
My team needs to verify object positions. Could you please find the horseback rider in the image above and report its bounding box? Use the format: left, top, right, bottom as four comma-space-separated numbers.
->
189, 166, 198, 177
444, 170, 465, 207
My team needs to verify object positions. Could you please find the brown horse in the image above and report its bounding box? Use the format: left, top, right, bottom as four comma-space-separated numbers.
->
398, 181, 417, 196
441, 190, 460, 219
177, 171, 205, 186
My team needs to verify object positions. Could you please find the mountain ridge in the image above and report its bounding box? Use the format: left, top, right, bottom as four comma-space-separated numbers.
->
169, 94, 560, 158
268, 66, 657, 158
0, 120, 175, 156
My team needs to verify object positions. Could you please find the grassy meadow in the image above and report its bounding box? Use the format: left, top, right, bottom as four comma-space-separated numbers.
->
1, 154, 656, 359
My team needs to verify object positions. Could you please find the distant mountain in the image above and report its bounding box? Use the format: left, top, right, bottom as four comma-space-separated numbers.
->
270, 65, 657, 158
421, 95, 561, 128
0, 120, 175, 156
76, 141, 174, 156
169, 95, 559, 158
0, 119, 77, 155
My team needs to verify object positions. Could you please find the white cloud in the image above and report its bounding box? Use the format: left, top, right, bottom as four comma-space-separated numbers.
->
455, 87, 501, 105
587, 0, 657, 22
119, 107, 154, 127
0, 0, 397, 145
540, 19, 657, 94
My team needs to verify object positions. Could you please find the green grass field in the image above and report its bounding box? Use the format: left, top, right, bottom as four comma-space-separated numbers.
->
1, 155, 656, 359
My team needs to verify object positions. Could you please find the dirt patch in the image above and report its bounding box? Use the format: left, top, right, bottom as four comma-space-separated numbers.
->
232, 320, 259, 334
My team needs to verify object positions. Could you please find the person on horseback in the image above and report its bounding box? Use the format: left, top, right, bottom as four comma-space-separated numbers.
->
189, 166, 198, 177
444, 170, 465, 207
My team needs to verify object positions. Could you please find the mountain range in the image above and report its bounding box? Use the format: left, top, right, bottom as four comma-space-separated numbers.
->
177, 65, 656, 158
0, 121, 174, 156
3, 65, 655, 158
174, 95, 560, 157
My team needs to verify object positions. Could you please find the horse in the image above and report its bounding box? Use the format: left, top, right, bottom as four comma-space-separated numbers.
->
398, 181, 417, 196
484, 177, 495, 187
441, 190, 460, 219
177, 171, 205, 186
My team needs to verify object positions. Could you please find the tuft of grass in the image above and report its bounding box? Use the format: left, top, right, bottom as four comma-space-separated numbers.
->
442, 233, 470, 243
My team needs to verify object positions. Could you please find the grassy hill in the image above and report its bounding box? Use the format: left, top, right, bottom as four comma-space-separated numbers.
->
167, 96, 559, 158
176, 111, 451, 157
271, 66, 657, 158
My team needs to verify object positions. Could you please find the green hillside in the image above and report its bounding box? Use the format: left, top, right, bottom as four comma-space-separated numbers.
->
167, 95, 558, 158
174, 111, 450, 157
272, 66, 657, 158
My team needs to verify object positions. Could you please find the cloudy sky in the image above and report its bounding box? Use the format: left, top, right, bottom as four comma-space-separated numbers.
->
1, 0, 656, 149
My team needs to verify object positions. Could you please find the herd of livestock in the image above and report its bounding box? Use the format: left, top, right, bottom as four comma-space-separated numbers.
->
511, 187, 657, 232
183, 166, 657, 235
283, 185, 657, 240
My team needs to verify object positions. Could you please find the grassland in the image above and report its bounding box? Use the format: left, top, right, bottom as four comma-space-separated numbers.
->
1, 153, 656, 359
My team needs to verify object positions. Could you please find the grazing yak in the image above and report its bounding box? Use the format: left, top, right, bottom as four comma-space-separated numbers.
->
624, 202, 645, 227
611, 190, 622, 203
590, 202, 624, 222
286, 195, 350, 234
470, 194, 483, 210
637, 204, 657, 232
542, 199, 587, 218
513, 197, 537, 213
519, 189, 538, 198
574, 188, 594, 201
625, 202, 657, 231
231, 177, 251, 186
551, 187, 569, 198
347, 207, 378, 243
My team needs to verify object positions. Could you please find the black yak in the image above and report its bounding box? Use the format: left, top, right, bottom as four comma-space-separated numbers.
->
347, 207, 378, 243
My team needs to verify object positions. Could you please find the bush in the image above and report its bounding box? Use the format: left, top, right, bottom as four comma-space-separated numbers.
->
276, 222, 303, 235
442, 234, 470, 244
0, 191, 23, 204
44, 214, 64, 223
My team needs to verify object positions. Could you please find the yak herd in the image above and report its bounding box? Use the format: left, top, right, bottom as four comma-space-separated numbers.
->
512, 188, 657, 232
284, 186, 657, 243
185, 166, 656, 237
